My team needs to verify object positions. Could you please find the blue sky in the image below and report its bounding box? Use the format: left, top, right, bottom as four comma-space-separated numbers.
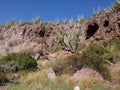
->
0, 0, 115, 23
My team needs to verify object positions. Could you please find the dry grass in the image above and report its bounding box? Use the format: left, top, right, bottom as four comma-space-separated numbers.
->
37, 60, 53, 68
53, 75, 75, 85
36, 37, 46, 44
78, 77, 103, 90
110, 70, 120, 80
19, 70, 48, 85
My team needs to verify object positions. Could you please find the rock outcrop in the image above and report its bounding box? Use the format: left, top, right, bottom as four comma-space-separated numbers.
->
73, 68, 103, 82
84, 12, 120, 40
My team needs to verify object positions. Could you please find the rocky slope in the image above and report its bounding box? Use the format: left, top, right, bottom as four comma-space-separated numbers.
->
84, 12, 120, 40
0, 12, 120, 90
0, 12, 120, 56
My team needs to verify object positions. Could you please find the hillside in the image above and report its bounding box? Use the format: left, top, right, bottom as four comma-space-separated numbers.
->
0, 2, 120, 90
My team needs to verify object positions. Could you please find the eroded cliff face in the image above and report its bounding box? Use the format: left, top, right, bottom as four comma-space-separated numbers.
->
84, 12, 120, 40
0, 23, 50, 55
0, 12, 120, 55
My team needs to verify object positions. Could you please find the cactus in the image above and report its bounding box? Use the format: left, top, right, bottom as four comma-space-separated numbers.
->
55, 24, 81, 53
63, 27, 80, 52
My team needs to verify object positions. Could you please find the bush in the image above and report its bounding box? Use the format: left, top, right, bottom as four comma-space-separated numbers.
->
0, 51, 37, 72
80, 44, 110, 79
53, 43, 110, 79
102, 38, 120, 63
15, 51, 37, 70
53, 52, 82, 75
53, 38, 120, 79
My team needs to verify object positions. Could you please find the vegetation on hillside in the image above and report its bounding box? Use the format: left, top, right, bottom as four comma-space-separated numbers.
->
95, 0, 120, 15
0, 51, 37, 72
0, 1, 120, 90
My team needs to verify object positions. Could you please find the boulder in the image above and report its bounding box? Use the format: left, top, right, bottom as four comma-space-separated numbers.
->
73, 68, 103, 82
47, 68, 56, 80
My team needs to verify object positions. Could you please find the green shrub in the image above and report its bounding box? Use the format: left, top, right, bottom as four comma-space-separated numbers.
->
0, 51, 37, 72
53, 43, 110, 79
80, 44, 110, 79
53, 38, 120, 79
16, 51, 37, 70
102, 38, 120, 63
107, 38, 120, 51
53, 52, 82, 75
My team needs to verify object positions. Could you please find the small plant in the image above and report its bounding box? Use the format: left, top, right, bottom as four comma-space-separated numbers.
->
4, 23, 12, 30
36, 37, 46, 44
37, 49, 43, 56
0, 35, 4, 40
9, 42, 14, 47
0, 71, 6, 86
32, 17, 41, 25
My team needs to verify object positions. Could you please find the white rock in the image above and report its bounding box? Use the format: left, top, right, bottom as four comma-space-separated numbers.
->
47, 68, 56, 79
34, 53, 40, 60
74, 86, 80, 90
